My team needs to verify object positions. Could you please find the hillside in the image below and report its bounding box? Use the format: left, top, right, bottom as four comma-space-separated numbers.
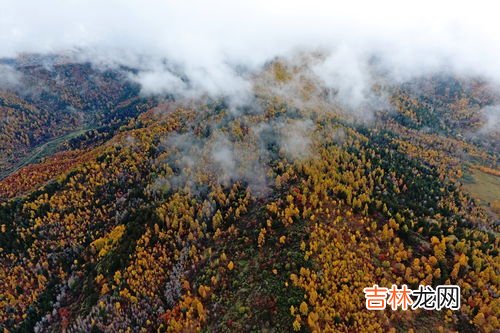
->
0, 58, 150, 178
0, 58, 498, 333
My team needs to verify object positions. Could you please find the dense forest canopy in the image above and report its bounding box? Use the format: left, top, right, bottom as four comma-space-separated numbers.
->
0, 1, 499, 332
0, 55, 498, 332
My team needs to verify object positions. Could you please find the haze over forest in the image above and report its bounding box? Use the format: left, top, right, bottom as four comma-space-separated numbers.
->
0, 1, 499, 332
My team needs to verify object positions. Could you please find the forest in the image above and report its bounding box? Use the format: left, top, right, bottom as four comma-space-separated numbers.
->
0, 56, 498, 333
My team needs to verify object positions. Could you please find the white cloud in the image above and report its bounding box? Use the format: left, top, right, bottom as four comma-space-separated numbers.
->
0, 64, 23, 90
479, 105, 500, 134
313, 45, 373, 109
131, 69, 187, 96
1, 0, 500, 100
279, 119, 314, 160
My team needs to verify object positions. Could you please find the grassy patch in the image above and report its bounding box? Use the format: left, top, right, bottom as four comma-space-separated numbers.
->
463, 167, 500, 205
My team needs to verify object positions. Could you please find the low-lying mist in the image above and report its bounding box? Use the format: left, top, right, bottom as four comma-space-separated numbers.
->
2, 1, 500, 105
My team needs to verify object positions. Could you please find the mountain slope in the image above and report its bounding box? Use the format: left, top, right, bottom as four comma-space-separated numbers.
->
0, 59, 498, 333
